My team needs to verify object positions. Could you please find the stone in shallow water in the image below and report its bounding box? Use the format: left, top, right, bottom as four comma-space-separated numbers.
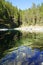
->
0, 46, 43, 65
41, 62, 43, 65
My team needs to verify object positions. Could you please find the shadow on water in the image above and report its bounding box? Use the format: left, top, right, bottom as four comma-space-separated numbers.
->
0, 29, 22, 59
0, 25, 43, 59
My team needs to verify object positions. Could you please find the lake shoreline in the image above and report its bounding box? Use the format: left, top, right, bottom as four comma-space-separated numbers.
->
15, 25, 43, 33
0, 25, 43, 33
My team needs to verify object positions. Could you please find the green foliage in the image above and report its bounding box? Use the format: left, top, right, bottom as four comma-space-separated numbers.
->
0, 0, 21, 28
0, 0, 43, 59
0, 0, 43, 27
0, 0, 22, 59
20, 3, 43, 26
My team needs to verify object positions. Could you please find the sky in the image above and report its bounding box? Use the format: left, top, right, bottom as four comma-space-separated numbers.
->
7, 0, 43, 10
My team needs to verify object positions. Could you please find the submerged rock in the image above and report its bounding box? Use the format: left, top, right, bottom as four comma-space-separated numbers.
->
0, 46, 43, 65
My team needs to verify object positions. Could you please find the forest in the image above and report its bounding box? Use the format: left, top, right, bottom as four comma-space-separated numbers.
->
0, 0, 43, 27
0, 0, 43, 59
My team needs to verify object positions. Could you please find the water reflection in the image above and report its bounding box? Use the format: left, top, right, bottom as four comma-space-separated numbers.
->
20, 32, 43, 50
0, 29, 22, 58
0, 28, 43, 59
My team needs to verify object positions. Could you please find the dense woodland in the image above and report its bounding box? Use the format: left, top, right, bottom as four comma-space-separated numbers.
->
0, 0, 43, 27
0, 0, 43, 59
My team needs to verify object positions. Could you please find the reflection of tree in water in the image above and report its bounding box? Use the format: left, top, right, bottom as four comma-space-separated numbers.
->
0, 14, 22, 58
0, 29, 22, 58
32, 33, 43, 50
